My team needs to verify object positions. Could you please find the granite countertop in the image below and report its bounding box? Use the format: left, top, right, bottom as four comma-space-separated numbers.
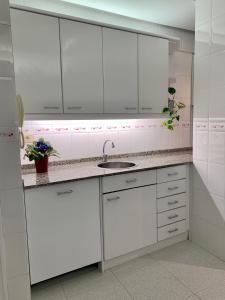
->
22, 149, 193, 189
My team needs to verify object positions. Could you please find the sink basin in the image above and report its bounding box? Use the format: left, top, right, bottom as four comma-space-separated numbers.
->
98, 161, 136, 169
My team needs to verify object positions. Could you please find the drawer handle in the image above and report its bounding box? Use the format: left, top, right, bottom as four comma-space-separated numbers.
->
124, 107, 137, 110
44, 106, 59, 110
168, 186, 179, 191
142, 107, 152, 110
168, 172, 179, 176
107, 196, 120, 201
67, 106, 82, 110
126, 178, 138, 184
168, 214, 179, 220
168, 228, 178, 233
57, 189, 74, 196
168, 200, 179, 205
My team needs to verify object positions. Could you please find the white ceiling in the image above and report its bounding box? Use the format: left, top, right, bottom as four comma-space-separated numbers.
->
61, 0, 195, 31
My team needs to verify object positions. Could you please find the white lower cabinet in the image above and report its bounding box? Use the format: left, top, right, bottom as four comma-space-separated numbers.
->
25, 179, 101, 284
103, 185, 157, 260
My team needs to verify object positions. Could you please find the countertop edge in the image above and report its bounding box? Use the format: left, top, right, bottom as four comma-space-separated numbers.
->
23, 158, 193, 190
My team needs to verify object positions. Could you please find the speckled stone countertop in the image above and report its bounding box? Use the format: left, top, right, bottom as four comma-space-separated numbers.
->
22, 149, 192, 189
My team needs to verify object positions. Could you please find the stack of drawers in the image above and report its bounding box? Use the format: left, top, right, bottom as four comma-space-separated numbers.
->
156, 165, 188, 241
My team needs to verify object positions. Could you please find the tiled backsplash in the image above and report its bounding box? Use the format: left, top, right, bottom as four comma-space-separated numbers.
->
21, 119, 191, 165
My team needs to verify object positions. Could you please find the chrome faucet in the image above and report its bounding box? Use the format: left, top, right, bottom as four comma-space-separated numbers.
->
102, 140, 115, 162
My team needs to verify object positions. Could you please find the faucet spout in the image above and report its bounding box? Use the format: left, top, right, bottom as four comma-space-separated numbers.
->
102, 140, 115, 162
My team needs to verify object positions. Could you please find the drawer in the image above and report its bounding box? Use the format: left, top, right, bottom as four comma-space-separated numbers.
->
157, 206, 186, 227
102, 170, 156, 193
158, 220, 187, 241
157, 193, 186, 213
157, 179, 186, 198
157, 165, 186, 183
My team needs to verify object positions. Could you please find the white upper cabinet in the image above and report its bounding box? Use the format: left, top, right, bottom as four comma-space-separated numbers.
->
139, 35, 168, 114
10, 9, 63, 114
103, 28, 138, 113
60, 20, 103, 113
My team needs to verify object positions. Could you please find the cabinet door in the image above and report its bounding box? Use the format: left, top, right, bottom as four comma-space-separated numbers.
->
25, 179, 101, 284
103, 185, 156, 260
103, 28, 138, 113
60, 20, 103, 113
139, 35, 168, 113
11, 9, 62, 114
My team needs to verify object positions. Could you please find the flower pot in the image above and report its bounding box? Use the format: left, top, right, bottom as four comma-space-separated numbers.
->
35, 156, 48, 173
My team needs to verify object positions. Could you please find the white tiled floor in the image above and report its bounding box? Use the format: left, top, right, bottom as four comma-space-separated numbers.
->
31, 241, 225, 300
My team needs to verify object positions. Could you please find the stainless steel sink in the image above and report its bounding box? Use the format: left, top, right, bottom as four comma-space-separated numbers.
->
98, 161, 136, 169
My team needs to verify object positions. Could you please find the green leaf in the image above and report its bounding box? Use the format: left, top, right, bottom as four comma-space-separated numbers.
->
168, 87, 176, 95
162, 107, 169, 113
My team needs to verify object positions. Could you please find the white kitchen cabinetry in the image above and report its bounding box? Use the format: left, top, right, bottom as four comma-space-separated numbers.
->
10, 9, 63, 114
103, 182, 157, 260
25, 179, 101, 284
139, 35, 168, 113
60, 20, 103, 113
156, 165, 189, 242
103, 28, 138, 113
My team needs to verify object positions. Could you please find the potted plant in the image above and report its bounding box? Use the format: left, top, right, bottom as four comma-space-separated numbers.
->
162, 87, 186, 130
24, 138, 58, 173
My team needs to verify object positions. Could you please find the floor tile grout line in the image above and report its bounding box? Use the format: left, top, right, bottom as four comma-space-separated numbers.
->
110, 269, 135, 300
151, 257, 202, 299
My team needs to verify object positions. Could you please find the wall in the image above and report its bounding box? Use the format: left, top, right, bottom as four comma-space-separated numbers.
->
20, 50, 192, 165
0, 0, 30, 299
10, 0, 194, 53
192, 0, 225, 260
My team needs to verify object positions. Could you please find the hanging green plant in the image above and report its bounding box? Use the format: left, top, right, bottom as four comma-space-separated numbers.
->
162, 87, 186, 130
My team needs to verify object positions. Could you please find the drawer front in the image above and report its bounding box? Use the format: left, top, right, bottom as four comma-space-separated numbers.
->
102, 170, 156, 193
157, 206, 186, 227
158, 220, 187, 241
157, 193, 186, 213
157, 179, 186, 198
157, 165, 186, 183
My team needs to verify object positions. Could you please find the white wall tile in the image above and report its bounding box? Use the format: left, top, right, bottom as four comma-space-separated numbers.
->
193, 131, 208, 161
71, 132, 90, 159
212, 15, 225, 53
0, 188, 26, 234
0, 0, 10, 24
209, 86, 225, 118
0, 78, 16, 126
0, 141, 22, 190
196, 0, 212, 26
208, 163, 225, 196
209, 131, 225, 163
195, 22, 211, 57
7, 274, 31, 300
4, 232, 29, 279
212, 0, 225, 19
0, 24, 13, 77
211, 50, 225, 87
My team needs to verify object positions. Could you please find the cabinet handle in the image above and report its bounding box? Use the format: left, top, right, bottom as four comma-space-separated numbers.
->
168, 186, 179, 191
168, 200, 179, 205
107, 196, 120, 201
124, 107, 137, 110
168, 172, 179, 176
57, 189, 74, 196
126, 178, 138, 184
168, 214, 179, 220
142, 107, 152, 110
67, 106, 82, 110
44, 106, 59, 110
168, 228, 178, 233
